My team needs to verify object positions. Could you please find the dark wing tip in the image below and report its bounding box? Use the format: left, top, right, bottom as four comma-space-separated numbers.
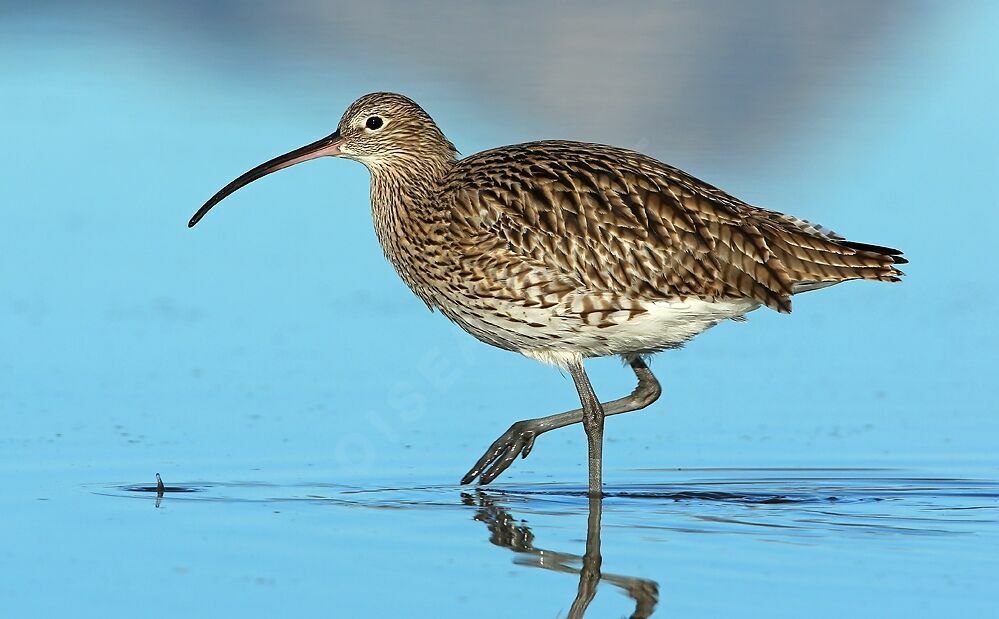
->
840, 240, 908, 265
841, 240, 905, 256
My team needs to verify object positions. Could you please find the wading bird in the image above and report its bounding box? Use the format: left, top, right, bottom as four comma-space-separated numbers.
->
190, 92, 905, 496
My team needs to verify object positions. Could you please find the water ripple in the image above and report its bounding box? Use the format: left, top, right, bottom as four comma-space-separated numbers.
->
95, 469, 999, 538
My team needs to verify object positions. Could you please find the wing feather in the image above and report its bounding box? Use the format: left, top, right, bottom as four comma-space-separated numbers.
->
443, 141, 904, 313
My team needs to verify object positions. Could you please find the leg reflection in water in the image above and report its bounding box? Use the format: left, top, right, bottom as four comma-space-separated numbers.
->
462, 491, 659, 618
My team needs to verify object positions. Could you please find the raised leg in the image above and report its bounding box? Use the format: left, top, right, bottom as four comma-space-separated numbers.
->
461, 356, 662, 486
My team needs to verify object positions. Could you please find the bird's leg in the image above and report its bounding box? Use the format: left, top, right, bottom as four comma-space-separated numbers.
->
567, 359, 605, 496
461, 357, 661, 487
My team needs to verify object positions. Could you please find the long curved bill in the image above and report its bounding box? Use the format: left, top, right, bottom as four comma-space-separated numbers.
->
188, 130, 343, 228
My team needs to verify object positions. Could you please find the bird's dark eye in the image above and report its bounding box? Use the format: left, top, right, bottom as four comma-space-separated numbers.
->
365, 116, 384, 130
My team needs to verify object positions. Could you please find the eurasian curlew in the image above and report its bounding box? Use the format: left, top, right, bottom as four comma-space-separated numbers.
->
189, 92, 906, 496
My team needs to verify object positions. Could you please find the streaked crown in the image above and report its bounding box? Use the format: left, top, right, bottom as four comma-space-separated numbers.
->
336, 92, 457, 170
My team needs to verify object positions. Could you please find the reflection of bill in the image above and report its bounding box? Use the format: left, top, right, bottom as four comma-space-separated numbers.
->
464, 492, 659, 618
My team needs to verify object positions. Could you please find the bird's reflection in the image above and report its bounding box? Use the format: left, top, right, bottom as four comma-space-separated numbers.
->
462, 492, 659, 618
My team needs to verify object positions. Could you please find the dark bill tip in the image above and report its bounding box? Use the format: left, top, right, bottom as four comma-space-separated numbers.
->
188, 131, 342, 228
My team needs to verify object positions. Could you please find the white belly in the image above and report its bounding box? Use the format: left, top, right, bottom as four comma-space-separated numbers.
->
440, 293, 760, 367
519, 297, 761, 365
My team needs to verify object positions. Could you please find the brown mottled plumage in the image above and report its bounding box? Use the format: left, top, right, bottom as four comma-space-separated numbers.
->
190, 92, 905, 495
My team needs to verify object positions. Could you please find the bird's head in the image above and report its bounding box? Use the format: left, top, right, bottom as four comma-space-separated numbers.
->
189, 92, 456, 228
335, 92, 456, 168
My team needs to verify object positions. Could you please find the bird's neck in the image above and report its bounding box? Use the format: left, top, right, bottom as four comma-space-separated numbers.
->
368, 154, 455, 307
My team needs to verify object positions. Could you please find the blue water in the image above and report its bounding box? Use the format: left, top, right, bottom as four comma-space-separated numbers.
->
2, 3, 997, 617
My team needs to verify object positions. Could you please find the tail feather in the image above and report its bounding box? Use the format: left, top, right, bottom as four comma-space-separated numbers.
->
751, 211, 905, 310
766, 227, 906, 292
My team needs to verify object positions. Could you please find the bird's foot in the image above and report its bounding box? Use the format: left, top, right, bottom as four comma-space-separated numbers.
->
461, 420, 541, 485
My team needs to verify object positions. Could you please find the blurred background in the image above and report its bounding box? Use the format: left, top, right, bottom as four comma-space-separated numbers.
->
2, 1, 997, 617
